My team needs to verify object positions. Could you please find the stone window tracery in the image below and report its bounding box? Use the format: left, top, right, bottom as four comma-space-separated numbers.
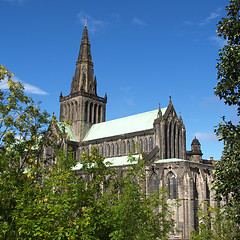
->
150, 137, 153, 150
127, 141, 130, 153
150, 172, 159, 195
123, 142, 126, 154
145, 138, 148, 152
168, 171, 177, 199
140, 139, 143, 152
112, 144, 115, 156
116, 143, 119, 156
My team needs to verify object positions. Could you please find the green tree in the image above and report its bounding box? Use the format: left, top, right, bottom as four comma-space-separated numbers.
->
213, 0, 240, 225
78, 150, 175, 240
0, 65, 175, 239
8, 148, 175, 240
0, 65, 50, 238
191, 203, 240, 240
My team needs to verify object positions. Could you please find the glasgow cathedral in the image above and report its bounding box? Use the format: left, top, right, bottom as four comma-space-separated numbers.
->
55, 26, 216, 239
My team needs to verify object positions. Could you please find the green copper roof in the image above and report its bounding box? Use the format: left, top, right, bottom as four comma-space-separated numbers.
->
83, 108, 167, 142
72, 156, 191, 171
154, 158, 189, 163
72, 154, 139, 171
57, 122, 77, 142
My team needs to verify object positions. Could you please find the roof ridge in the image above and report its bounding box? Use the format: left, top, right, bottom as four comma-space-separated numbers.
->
83, 107, 167, 142
93, 108, 167, 126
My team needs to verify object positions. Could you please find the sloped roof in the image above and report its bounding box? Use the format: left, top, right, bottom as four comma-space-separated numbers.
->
72, 155, 192, 171
57, 122, 77, 142
83, 108, 167, 142
72, 154, 139, 171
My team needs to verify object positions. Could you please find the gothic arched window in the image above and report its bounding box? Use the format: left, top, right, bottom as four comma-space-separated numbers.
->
98, 105, 102, 123
127, 141, 131, 153
67, 103, 70, 121
132, 140, 135, 152
168, 172, 177, 199
108, 145, 110, 157
89, 102, 93, 123
150, 137, 153, 150
140, 139, 143, 152
123, 142, 126, 154
75, 101, 78, 120
116, 143, 119, 156
94, 104, 97, 123
84, 101, 88, 122
145, 138, 148, 152
112, 144, 115, 156
101, 146, 103, 156
105, 144, 108, 157
150, 172, 159, 195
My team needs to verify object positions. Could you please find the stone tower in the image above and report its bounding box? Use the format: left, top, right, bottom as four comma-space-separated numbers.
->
186, 137, 203, 163
59, 26, 107, 141
153, 98, 186, 159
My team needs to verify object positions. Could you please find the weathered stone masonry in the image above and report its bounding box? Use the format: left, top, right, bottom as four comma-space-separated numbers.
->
56, 25, 216, 239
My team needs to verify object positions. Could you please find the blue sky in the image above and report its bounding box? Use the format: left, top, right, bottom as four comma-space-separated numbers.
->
0, 0, 235, 160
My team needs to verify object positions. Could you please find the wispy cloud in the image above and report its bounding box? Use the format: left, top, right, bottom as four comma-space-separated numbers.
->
120, 87, 135, 106
132, 17, 146, 26
200, 96, 226, 111
182, 20, 194, 26
120, 86, 132, 94
3, 0, 24, 4
195, 132, 218, 142
77, 11, 108, 33
0, 76, 48, 95
199, 8, 222, 26
209, 35, 227, 48
111, 13, 120, 22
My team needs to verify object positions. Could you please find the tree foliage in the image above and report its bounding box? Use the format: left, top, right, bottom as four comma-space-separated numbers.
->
191, 203, 240, 240
0, 65, 175, 239
0, 65, 51, 238
213, 0, 240, 226
215, 0, 240, 113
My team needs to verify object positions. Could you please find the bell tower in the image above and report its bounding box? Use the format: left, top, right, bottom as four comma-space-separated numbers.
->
60, 25, 107, 142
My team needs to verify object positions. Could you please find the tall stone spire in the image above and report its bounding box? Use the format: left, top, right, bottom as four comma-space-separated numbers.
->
71, 26, 96, 95
77, 26, 92, 63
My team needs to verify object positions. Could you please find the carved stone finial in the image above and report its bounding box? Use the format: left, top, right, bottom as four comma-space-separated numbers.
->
158, 103, 162, 118
179, 111, 183, 124
85, 17, 87, 27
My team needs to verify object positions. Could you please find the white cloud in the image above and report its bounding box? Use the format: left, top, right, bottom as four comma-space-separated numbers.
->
132, 17, 146, 26
22, 82, 48, 95
0, 76, 48, 95
200, 8, 222, 26
209, 35, 227, 48
195, 132, 218, 142
77, 11, 108, 33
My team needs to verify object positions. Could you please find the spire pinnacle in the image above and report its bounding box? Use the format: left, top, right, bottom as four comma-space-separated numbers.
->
179, 111, 183, 124
158, 103, 162, 118
71, 26, 95, 94
85, 17, 87, 27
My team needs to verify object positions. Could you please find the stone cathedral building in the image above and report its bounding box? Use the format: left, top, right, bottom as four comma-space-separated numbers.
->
57, 26, 215, 239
